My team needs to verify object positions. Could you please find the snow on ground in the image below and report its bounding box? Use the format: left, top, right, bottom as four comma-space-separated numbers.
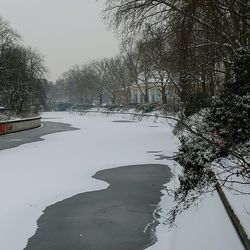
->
147, 182, 244, 250
0, 112, 244, 250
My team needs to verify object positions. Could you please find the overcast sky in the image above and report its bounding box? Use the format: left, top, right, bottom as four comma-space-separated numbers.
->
0, 0, 119, 82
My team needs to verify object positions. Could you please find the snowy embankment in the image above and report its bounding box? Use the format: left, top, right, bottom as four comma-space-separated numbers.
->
224, 182, 250, 238
0, 112, 243, 250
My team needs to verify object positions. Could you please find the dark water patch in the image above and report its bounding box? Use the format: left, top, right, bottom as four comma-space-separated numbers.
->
0, 122, 79, 151
147, 151, 172, 161
24, 164, 172, 250
154, 155, 172, 161
112, 120, 138, 123
148, 126, 159, 128
147, 150, 163, 154
42, 117, 62, 120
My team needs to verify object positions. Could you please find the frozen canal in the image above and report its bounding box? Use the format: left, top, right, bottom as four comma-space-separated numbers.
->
0, 112, 243, 250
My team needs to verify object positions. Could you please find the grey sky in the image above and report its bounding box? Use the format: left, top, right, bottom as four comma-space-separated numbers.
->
0, 0, 119, 82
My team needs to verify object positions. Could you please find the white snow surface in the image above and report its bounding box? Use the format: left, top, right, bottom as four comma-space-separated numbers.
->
0, 112, 244, 250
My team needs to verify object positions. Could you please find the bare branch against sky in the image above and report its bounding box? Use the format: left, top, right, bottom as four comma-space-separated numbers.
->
0, 0, 119, 82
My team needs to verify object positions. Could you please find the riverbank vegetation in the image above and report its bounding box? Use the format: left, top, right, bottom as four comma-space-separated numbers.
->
0, 17, 47, 117
101, 0, 250, 223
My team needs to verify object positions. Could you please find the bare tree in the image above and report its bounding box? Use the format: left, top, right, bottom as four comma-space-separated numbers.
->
56, 64, 99, 106
121, 40, 154, 104
104, 0, 250, 112
92, 56, 131, 105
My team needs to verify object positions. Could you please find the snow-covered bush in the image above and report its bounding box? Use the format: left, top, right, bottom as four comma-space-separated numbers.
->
170, 48, 250, 223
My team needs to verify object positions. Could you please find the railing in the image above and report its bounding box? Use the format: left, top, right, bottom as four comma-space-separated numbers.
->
71, 108, 174, 119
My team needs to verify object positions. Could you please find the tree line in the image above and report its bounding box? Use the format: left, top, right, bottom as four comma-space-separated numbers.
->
53, 1, 250, 114
52, 56, 131, 107
51, 46, 178, 110
0, 17, 47, 116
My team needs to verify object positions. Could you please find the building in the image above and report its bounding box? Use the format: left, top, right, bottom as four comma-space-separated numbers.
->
130, 72, 178, 105
131, 82, 161, 104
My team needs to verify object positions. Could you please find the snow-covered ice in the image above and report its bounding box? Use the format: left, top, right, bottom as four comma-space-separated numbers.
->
0, 112, 244, 250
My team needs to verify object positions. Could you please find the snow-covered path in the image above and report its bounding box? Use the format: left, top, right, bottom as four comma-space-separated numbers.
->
0, 112, 243, 250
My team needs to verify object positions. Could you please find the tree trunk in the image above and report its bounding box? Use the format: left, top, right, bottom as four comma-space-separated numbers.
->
99, 94, 103, 105
161, 85, 167, 105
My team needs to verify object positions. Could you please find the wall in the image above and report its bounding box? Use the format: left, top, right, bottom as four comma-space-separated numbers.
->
0, 117, 41, 135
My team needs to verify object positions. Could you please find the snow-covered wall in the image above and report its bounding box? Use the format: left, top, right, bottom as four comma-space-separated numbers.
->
0, 117, 41, 135
216, 185, 250, 249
